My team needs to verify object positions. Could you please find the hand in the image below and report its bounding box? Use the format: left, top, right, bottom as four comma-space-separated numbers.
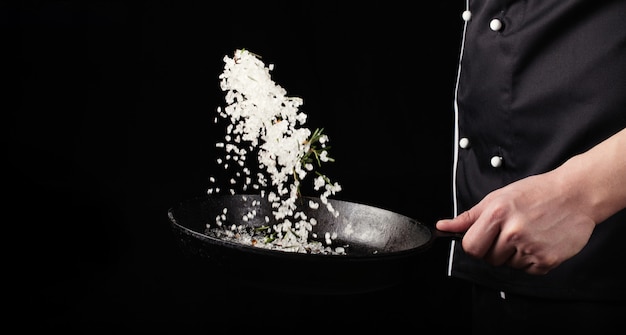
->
436, 173, 596, 275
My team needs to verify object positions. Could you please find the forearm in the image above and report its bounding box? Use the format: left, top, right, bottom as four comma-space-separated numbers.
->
552, 127, 626, 224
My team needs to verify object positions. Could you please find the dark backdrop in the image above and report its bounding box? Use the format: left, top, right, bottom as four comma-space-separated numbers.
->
13, 1, 471, 333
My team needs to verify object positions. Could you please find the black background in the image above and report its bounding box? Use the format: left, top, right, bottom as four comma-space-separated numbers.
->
13, 1, 472, 333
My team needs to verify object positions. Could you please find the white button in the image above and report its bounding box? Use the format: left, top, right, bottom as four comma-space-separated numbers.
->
462, 10, 472, 21
459, 137, 470, 149
490, 156, 503, 168
490, 18, 503, 31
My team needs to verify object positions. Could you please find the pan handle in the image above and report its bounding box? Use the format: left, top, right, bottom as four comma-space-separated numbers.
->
432, 228, 464, 240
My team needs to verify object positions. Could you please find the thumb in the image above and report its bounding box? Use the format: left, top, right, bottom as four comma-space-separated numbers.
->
436, 210, 476, 233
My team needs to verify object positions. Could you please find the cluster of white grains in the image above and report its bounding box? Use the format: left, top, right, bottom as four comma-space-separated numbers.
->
206, 49, 344, 255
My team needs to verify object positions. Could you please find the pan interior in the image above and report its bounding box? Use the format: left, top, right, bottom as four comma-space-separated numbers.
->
168, 194, 433, 257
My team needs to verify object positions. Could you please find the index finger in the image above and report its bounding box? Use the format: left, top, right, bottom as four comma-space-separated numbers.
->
461, 206, 506, 259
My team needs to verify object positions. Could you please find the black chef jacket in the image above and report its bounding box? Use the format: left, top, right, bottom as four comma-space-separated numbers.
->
450, 0, 626, 300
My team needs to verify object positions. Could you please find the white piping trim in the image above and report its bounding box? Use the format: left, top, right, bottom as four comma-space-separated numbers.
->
448, 0, 471, 277
447, 240, 456, 276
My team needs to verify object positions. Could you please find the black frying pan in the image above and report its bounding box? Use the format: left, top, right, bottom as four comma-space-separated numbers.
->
168, 194, 458, 294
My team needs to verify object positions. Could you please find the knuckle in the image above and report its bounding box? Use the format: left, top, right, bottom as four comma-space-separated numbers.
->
461, 240, 483, 259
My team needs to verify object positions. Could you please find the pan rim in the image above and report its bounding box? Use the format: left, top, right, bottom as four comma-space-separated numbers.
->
167, 194, 436, 261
